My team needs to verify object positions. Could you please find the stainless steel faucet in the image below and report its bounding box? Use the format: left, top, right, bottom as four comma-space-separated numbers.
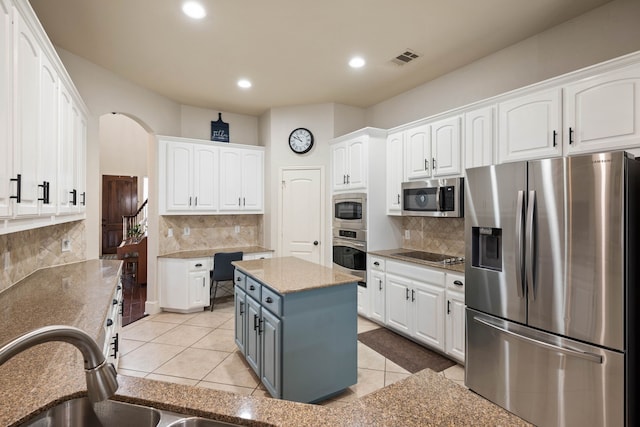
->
0, 325, 119, 402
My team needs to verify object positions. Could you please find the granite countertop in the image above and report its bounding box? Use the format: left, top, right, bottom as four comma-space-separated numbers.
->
232, 256, 361, 294
159, 246, 274, 259
0, 259, 530, 427
369, 248, 465, 273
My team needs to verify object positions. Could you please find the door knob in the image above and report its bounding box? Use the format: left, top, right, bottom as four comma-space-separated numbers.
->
313, 241, 319, 246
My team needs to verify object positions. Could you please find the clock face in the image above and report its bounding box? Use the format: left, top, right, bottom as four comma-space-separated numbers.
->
288, 128, 314, 154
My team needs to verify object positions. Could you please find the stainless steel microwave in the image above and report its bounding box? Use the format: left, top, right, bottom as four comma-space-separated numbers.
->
401, 178, 464, 217
332, 193, 367, 230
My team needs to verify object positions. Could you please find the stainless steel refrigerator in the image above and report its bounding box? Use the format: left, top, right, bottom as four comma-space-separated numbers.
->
465, 151, 640, 427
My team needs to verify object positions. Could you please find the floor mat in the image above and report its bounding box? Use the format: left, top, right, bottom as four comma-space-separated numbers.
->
358, 327, 456, 373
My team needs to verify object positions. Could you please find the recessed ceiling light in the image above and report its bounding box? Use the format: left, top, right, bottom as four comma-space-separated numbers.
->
237, 79, 252, 89
349, 56, 366, 68
182, 2, 206, 19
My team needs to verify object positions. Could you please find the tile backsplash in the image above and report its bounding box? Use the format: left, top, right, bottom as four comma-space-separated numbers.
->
0, 221, 86, 293
402, 216, 465, 257
159, 215, 263, 254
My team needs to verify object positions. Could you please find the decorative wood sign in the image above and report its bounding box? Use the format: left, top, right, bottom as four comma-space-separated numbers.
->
211, 113, 230, 142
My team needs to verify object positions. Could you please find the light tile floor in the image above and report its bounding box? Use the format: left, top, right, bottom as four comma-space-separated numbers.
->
118, 299, 466, 405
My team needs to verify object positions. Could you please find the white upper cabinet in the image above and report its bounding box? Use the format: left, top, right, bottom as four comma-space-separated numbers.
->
0, 0, 12, 217
498, 87, 562, 163
161, 138, 219, 214
564, 63, 640, 154
464, 105, 495, 169
331, 137, 367, 191
404, 124, 431, 180
159, 136, 263, 215
219, 147, 263, 212
431, 115, 462, 177
386, 131, 404, 215
38, 53, 59, 215
13, 9, 40, 216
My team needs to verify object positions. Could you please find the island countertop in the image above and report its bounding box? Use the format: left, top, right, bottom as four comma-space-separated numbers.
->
158, 245, 273, 259
232, 256, 361, 294
0, 259, 531, 427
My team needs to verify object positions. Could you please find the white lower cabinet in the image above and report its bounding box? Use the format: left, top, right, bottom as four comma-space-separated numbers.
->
444, 272, 466, 363
357, 283, 369, 317
158, 257, 213, 313
367, 255, 465, 362
385, 267, 445, 351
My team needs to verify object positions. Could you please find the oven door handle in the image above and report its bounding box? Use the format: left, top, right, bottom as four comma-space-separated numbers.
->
333, 238, 366, 249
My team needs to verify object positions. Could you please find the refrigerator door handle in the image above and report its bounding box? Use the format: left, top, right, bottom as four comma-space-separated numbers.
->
526, 190, 536, 301
515, 190, 525, 298
474, 316, 603, 364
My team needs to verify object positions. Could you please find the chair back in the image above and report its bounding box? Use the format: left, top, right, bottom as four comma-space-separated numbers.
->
212, 252, 243, 281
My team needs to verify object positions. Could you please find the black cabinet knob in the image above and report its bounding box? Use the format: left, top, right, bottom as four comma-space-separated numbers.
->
266, 297, 273, 303
453, 280, 463, 287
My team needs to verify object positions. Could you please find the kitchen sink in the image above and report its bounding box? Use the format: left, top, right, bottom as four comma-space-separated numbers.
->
21, 397, 243, 427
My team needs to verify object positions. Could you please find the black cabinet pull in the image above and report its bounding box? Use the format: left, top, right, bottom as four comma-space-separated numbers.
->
236, 277, 242, 281
253, 314, 259, 331
453, 280, 463, 287
81, 191, 86, 206
447, 300, 451, 314
405, 288, 410, 300
411, 289, 415, 302
112, 299, 118, 305
265, 297, 273, 303
70, 189, 77, 206
258, 319, 264, 335
552, 130, 557, 147
432, 158, 436, 169
10, 174, 21, 203
239, 301, 244, 315
373, 261, 380, 266
397, 194, 400, 204
106, 318, 113, 327
249, 285, 255, 291
569, 127, 574, 144
195, 263, 203, 267
38, 181, 50, 203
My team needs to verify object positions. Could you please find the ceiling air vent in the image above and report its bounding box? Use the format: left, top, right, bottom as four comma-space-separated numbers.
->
391, 49, 420, 66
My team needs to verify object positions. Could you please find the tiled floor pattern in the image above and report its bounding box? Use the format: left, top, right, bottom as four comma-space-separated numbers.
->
118, 300, 465, 406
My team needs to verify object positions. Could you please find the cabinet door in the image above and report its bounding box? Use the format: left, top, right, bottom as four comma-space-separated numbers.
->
75, 110, 87, 212
369, 270, 385, 323
331, 142, 348, 191
405, 124, 431, 179
38, 53, 58, 215
564, 64, 640, 154
70, 102, 84, 213
432, 116, 462, 177
219, 148, 243, 210
465, 106, 495, 169
260, 308, 281, 398
241, 149, 263, 211
165, 141, 193, 211
386, 131, 404, 214
346, 139, 366, 189
13, 11, 40, 216
192, 144, 218, 211
357, 283, 369, 316
245, 296, 261, 375
57, 86, 75, 213
188, 270, 209, 308
498, 88, 562, 163
446, 290, 466, 363
413, 282, 445, 351
385, 274, 411, 334
0, 0, 12, 217
234, 287, 247, 355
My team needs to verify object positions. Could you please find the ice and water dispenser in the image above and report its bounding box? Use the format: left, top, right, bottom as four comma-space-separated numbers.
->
471, 227, 502, 271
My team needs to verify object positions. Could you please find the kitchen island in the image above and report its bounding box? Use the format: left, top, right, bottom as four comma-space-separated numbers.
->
231, 256, 359, 403
0, 259, 531, 426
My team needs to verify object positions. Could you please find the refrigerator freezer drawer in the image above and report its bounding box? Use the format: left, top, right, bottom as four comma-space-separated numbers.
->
466, 308, 624, 427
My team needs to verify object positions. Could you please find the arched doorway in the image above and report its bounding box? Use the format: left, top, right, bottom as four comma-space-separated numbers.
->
99, 112, 150, 325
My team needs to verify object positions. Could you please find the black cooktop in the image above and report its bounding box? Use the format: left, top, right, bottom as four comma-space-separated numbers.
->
393, 251, 463, 264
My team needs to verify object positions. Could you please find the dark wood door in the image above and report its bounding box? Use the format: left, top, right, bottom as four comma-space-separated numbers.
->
102, 175, 138, 255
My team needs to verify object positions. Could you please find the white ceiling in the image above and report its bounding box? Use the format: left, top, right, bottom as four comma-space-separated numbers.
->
29, 0, 613, 116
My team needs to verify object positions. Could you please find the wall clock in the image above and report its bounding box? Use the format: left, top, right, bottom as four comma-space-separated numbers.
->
288, 128, 314, 154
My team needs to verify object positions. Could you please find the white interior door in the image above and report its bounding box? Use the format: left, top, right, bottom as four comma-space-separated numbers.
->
281, 168, 322, 264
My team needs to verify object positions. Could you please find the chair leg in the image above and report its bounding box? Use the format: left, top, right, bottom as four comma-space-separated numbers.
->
210, 280, 219, 311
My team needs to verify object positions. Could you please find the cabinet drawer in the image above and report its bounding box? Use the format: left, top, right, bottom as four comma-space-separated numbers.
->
188, 258, 212, 271
234, 270, 246, 290
446, 272, 465, 292
387, 260, 445, 285
369, 256, 386, 272
245, 277, 262, 301
261, 286, 282, 316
